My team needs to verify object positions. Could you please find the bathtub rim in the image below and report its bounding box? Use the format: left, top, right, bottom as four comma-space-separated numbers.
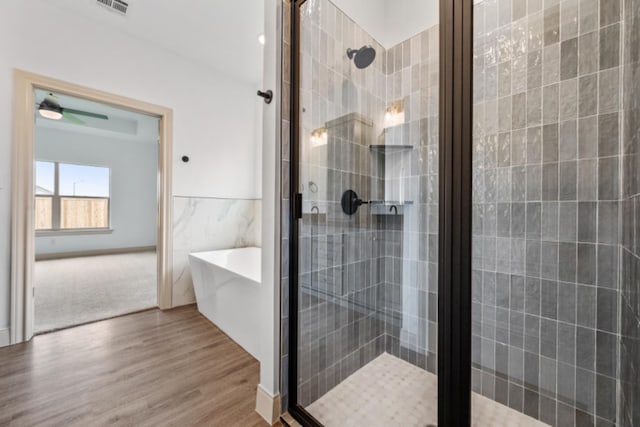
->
188, 246, 261, 285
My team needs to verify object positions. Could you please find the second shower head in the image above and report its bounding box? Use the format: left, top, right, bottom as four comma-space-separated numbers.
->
347, 45, 376, 69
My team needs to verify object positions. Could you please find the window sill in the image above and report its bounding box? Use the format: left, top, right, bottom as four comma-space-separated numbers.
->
36, 229, 114, 237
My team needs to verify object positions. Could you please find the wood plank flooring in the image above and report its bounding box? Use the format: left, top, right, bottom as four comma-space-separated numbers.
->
0, 305, 278, 427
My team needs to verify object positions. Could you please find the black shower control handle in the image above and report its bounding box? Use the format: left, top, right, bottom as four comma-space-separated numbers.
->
353, 197, 368, 206
341, 189, 368, 215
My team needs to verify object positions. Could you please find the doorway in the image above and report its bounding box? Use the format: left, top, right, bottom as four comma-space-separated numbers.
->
33, 90, 160, 333
10, 71, 173, 344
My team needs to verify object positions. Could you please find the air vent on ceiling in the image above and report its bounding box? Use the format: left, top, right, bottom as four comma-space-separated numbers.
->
96, 0, 128, 16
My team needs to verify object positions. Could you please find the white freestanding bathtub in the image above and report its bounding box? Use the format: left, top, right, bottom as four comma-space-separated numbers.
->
189, 247, 261, 359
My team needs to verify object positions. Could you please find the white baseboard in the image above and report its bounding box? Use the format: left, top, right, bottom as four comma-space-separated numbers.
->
35, 246, 156, 261
0, 328, 10, 347
255, 384, 280, 425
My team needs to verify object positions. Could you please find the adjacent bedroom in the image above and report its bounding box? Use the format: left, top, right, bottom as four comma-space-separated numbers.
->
33, 89, 160, 333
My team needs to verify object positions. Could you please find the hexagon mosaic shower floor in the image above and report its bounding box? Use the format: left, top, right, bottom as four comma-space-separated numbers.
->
307, 353, 548, 427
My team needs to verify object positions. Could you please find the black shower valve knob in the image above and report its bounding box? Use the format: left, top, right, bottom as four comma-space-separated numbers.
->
341, 189, 368, 215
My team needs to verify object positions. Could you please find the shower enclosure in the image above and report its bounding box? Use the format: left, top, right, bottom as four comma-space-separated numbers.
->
284, 0, 640, 425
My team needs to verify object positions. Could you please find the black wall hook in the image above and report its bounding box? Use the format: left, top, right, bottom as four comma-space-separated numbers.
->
257, 90, 273, 104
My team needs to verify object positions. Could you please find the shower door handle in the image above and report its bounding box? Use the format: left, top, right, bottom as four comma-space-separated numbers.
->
294, 193, 303, 219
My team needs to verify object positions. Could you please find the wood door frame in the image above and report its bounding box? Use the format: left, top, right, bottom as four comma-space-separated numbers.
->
10, 69, 174, 344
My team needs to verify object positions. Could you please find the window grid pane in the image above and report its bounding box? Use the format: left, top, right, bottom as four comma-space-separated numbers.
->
59, 163, 110, 197
35, 161, 55, 195
34, 196, 53, 230
60, 197, 109, 229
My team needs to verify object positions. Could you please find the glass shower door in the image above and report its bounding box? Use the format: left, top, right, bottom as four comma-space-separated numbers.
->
290, 0, 440, 425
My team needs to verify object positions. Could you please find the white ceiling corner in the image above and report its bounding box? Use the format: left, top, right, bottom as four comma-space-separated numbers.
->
331, 0, 439, 49
42, 0, 265, 86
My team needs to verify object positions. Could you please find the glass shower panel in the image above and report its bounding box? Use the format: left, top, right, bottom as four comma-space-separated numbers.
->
295, 1, 439, 425
471, 0, 626, 425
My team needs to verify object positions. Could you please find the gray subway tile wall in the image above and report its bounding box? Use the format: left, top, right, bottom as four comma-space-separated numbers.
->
280, 0, 291, 411
620, 0, 640, 422
472, 0, 625, 424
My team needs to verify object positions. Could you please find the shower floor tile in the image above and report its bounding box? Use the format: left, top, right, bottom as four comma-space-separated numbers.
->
306, 353, 548, 427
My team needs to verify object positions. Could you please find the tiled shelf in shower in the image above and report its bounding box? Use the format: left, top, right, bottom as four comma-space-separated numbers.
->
369, 200, 413, 215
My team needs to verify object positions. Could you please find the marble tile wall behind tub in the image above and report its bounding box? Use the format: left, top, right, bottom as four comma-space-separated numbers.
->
172, 196, 261, 306
620, 0, 640, 422
471, 0, 623, 425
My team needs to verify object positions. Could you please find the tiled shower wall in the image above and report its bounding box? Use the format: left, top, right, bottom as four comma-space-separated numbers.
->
280, 0, 292, 411
297, 117, 388, 407
295, 0, 387, 407
472, 0, 622, 425
379, 26, 440, 373
620, 0, 640, 421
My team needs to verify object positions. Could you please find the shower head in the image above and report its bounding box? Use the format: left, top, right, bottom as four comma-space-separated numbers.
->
347, 45, 376, 69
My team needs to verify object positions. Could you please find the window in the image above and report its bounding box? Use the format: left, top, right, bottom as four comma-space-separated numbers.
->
35, 161, 111, 231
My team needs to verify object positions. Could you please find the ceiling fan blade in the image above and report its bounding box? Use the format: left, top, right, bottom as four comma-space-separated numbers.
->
62, 111, 85, 125
63, 108, 108, 120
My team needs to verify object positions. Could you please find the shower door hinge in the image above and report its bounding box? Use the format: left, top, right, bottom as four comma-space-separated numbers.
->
294, 193, 303, 220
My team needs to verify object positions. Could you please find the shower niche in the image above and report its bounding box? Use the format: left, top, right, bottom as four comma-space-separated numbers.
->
369, 99, 418, 216
303, 109, 417, 217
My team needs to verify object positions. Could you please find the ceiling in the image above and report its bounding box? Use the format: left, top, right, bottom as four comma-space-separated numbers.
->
43, 0, 265, 85
35, 89, 160, 143
331, 0, 439, 48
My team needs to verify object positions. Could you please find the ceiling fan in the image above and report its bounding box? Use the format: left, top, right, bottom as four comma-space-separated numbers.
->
37, 93, 109, 125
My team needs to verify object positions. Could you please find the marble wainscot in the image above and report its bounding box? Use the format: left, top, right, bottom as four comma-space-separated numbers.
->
172, 196, 261, 306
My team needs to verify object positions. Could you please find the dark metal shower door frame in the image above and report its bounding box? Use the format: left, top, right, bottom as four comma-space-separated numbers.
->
287, 0, 474, 425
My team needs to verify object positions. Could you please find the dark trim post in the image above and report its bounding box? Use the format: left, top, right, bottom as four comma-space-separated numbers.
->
288, 0, 300, 413
288, 0, 301, 418
438, 0, 474, 424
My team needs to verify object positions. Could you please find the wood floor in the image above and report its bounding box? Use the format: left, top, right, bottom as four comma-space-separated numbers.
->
0, 305, 278, 427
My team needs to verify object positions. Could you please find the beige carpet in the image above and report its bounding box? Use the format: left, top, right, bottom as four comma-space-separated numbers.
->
34, 251, 157, 333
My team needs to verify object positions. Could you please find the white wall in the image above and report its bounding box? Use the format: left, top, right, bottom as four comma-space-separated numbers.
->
0, 1, 263, 330
255, 0, 280, 414
332, 0, 439, 48
331, 0, 388, 44
34, 127, 158, 255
